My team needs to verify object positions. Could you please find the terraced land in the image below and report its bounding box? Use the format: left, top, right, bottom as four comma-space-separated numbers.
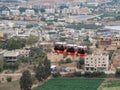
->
33, 78, 104, 90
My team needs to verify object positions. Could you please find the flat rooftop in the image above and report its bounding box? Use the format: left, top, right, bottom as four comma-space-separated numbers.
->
104, 26, 120, 31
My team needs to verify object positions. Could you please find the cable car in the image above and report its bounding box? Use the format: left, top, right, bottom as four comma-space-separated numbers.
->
76, 46, 87, 57
54, 42, 66, 54
65, 44, 77, 56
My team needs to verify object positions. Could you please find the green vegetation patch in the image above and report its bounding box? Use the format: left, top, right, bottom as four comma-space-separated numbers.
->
66, 23, 102, 30
106, 80, 120, 87
33, 78, 104, 90
102, 80, 120, 90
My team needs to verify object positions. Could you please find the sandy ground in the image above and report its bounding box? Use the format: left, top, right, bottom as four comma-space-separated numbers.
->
113, 50, 120, 69
47, 52, 80, 63
47, 52, 63, 63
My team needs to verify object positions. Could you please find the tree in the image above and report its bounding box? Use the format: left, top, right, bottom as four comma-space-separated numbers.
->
0, 5, 9, 11
77, 57, 85, 69
6, 37, 26, 50
19, 7, 27, 13
18, 55, 29, 63
35, 62, 46, 81
43, 57, 51, 78
0, 42, 6, 49
40, 8, 45, 13
20, 70, 33, 90
29, 47, 45, 58
35, 57, 51, 82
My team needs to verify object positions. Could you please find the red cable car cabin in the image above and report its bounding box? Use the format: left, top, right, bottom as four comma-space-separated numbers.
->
65, 44, 77, 56
76, 46, 87, 57
54, 42, 66, 54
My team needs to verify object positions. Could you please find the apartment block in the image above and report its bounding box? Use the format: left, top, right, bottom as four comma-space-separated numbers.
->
85, 54, 109, 72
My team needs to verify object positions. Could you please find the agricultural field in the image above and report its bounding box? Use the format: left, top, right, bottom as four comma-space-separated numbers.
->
33, 78, 104, 90
102, 80, 120, 90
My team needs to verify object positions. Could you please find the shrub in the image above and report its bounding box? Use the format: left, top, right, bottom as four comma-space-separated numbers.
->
91, 71, 106, 78
3, 61, 19, 71
63, 54, 67, 58
65, 58, 72, 63
84, 72, 92, 77
74, 71, 81, 77
84, 71, 106, 78
6, 77, 12, 82
115, 68, 120, 77
59, 60, 65, 64
52, 72, 61, 78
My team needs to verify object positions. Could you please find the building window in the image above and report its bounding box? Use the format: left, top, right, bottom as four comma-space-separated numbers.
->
91, 68, 94, 71
86, 68, 89, 71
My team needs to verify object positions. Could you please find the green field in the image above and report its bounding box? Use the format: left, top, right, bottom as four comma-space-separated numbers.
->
0, 81, 20, 90
102, 80, 120, 90
33, 78, 104, 90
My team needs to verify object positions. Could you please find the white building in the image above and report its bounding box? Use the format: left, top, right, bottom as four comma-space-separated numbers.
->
2, 11, 10, 16
25, 9, 35, 16
45, 8, 55, 14
85, 54, 109, 72
10, 10, 20, 16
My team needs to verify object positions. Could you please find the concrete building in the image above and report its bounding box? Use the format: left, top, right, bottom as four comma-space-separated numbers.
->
62, 7, 91, 15
19, 49, 30, 57
25, 9, 35, 16
105, 36, 120, 47
45, 8, 55, 14
3, 51, 19, 62
85, 54, 109, 72
10, 10, 20, 16
79, 8, 91, 15
2, 10, 10, 16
